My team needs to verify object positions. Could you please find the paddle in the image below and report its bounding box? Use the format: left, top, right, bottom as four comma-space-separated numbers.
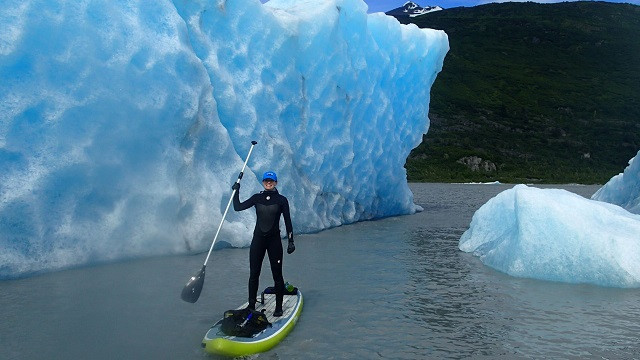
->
181, 140, 258, 303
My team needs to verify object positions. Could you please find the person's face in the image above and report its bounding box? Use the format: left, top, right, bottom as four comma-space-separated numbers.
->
262, 179, 276, 190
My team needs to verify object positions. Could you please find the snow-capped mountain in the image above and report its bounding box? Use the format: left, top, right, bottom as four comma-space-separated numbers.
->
385, 1, 443, 17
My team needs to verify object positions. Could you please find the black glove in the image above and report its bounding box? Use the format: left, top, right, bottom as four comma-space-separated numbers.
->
287, 240, 295, 254
232, 182, 240, 191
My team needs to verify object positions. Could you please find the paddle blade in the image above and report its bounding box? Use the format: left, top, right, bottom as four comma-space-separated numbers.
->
181, 266, 206, 303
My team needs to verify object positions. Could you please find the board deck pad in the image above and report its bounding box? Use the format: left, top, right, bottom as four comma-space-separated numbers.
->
202, 287, 303, 357
257, 292, 298, 322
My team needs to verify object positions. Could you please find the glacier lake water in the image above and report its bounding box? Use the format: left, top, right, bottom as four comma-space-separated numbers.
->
2, 183, 639, 359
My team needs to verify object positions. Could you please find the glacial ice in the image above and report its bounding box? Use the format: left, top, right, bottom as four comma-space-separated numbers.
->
591, 149, 640, 214
459, 184, 640, 288
0, 0, 448, 278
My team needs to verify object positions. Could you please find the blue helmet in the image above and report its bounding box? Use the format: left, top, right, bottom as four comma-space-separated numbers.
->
262, 171, 277, 182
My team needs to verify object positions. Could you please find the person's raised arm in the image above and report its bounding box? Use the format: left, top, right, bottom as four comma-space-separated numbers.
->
232, 183, 254, 211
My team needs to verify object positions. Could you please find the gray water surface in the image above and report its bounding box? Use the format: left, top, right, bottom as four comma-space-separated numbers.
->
2, 183, 639, 359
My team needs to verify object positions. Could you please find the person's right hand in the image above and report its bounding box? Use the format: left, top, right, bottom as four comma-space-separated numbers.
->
232, 183, 240, 190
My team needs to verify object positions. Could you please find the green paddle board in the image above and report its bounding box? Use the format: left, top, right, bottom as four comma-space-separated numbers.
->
202, 287, 303, 357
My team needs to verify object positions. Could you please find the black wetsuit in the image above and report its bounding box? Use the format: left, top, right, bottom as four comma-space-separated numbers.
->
233, 188, 293, 310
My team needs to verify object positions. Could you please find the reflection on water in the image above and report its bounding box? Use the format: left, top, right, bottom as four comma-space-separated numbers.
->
1, 183, 639, 359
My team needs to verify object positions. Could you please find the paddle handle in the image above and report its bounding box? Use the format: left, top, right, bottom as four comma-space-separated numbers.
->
202, 140, 258, 266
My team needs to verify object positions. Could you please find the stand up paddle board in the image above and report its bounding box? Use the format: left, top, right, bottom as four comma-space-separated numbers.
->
202, 286, 303, 357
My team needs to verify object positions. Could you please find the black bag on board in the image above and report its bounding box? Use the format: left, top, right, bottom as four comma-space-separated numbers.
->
220, 308, 271, 337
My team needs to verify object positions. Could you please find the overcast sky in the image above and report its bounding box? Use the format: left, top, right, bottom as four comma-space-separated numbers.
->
364, 0, 640, 13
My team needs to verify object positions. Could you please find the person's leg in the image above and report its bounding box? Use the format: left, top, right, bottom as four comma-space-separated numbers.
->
266, 235, 285, 316
248, 235, 267, 309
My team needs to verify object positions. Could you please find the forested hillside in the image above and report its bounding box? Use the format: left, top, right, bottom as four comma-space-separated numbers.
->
400, 1, 640, 183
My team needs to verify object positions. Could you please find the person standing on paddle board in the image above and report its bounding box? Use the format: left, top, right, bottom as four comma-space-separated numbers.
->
232, 171, 295, 317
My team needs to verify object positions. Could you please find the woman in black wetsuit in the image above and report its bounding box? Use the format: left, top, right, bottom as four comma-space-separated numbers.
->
232, 171, 295, 317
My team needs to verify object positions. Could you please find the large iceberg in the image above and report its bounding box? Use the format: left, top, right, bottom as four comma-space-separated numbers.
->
591, 149, 640, 214
459, 184, 640, 288
0, 0, 448, 278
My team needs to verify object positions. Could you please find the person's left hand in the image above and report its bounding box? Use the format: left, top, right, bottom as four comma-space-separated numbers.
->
287, 240, 295, 254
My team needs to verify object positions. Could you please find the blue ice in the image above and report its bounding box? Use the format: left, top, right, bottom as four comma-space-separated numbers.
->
0, 0, 448, 278
459, 184, 640, 288
592, 149, 640, 214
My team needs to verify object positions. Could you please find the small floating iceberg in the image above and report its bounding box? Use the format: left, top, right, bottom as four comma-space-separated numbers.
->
592, 149, 640, 215
459, 184, 640, 288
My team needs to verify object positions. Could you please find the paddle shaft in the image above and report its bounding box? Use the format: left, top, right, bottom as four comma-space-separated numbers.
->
202, 141, 257, 266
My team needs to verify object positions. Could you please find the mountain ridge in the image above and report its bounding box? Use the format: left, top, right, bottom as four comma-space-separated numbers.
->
385, 1, 443, 17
